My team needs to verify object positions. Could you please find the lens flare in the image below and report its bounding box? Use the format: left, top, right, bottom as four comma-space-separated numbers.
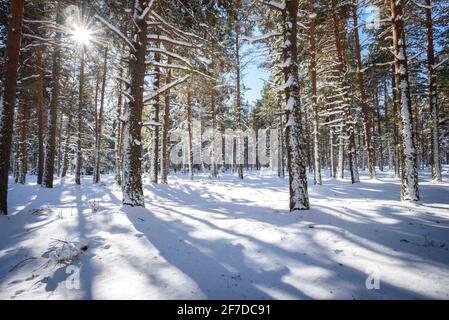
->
71, 25, 92, 45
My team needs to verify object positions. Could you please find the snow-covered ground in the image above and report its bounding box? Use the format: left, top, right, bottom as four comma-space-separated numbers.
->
1, 167, 448, 299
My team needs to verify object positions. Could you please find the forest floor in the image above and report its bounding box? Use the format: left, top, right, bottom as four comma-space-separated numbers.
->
1, 167, 449, 299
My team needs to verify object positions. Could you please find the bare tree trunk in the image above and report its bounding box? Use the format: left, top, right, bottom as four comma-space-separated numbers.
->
115, 58, 125, 186
330, 129, 336, 178
384, 78, 393, 170
56, 107, 64, 176
75, 47, 85, 185
235, 15, 244, 180
0, 0, 24, 212
210, 58, 218, 178
61, 113, 72, 178
375, 86, 383, 171
392, 69, 400, 177
17, 96, 29, 184
122, 0, 148, 206
332, 0, 359, 183
43, 2, 62, 188
161, 56, 172, 184
425, 0, 441, 181
0, 3, 25, 212
351, 0, 375, 179
283, 0, 309, 210
390, 0, 419, 201
186, 87, 194, 180
414, 104, 422, 170
309, 0, 321, 185
150, 45, 160, 184
338, 133, 344, 179
278, 93, 285, 178
94, 47, 108, 184
36, 49, 45, 185
92, 73, 100, 182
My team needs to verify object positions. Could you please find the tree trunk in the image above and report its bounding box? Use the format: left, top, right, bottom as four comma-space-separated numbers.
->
56, 107, 64, 176
115, 58, 125, 186
351, 0, 375, 179
43, 3, 63, 188
283, 0, 309, 211
61, 113, 72, 178
17, 96, 29, 184
210, 59, 218, 178
391, 69, 400, 177
75, 48, 85, 185
384, 78, 393, 170
309, 0, 321, 185
161, 56, 172, 184
278, 93, 285, 178
150, 43, 160, 184
330, 129, 336, 178
36, 49, 45, 185
338, 135, 344, 179
332, 0, 359, 183
425, 0, 441, 181
390, 0, 419, 201
235, 15, 244, 180
186, 87, 194, 180
375, 86, 383, 171
94, 47, 108, 184
0, 0, 25, 213
93, 72, 100, 182
122, 1, 148, 206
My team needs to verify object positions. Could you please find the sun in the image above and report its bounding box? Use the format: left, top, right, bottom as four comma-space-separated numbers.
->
71, 25, 92, 45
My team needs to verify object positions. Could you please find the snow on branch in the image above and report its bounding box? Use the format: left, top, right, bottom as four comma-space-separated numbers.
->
23, 19, 56, 25
262, 1, 285, 10
147, 34, 200, 48
18, 74, 40, 83
146, 61, 214, 81
94, 14, 136, 52
142, 120, 163, 127
410, 0, 431, 10
146, 47, 193, 67
241, 32, 282, 44
114, 76, 130, 86
23, 33, 56, 45
433, 56, 449, 70
143, 75, 190, 103
138, 0, 155, 20
149, 11, 205, 43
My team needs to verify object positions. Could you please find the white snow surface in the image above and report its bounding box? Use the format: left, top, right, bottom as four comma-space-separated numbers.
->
1, 168, 449, 299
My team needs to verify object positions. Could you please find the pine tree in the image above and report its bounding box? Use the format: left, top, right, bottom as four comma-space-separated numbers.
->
43, 2, 63, 188
0, 0, 25, 214
390, 0, 420, 201
282, 0, 310, 210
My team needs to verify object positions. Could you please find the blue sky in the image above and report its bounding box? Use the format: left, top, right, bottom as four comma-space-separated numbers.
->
241, 5, 379, 105
242, 56, 270, 105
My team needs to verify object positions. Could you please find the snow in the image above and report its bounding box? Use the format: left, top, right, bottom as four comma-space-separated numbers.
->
267, 1, 285, 10
94, 14, 135, 52
241, 33, 282, 44
285, 96, 295, 111
143, 75, 190, 103
146, 34, 198, 48
137, 0, 154, 20
1, 168, 449, 299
